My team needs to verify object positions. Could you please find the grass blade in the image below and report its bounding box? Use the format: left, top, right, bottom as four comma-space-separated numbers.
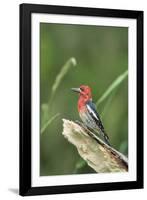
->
41, 58, 77, 135
49, 57, 77, 106
41, 113, 60, 134
100, 90, 116, 119
96, 70, 128, 107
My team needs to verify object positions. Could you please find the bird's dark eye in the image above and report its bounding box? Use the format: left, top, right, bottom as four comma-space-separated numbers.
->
80, 87, 84, 91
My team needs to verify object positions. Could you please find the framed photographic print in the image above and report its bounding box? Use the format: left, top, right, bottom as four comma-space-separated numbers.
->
19, 3, 143, 196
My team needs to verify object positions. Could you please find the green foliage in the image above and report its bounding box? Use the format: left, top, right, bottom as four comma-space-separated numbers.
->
41, 58, 77, 134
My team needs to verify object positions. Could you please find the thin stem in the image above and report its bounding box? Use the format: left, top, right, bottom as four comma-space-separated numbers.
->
96, 70, 128, 107
48, 57, 77, 109
41, 113, 60, 134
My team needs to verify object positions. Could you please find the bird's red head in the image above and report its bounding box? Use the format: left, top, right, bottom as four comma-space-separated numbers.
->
79, 85, 92, 99
71, 85, 92, 111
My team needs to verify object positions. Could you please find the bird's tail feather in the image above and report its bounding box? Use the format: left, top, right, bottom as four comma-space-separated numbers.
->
93, 128, 111, 146
100, 129, 111, 146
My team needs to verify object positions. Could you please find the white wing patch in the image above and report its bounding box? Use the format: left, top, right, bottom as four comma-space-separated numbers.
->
86, 104, 99, 121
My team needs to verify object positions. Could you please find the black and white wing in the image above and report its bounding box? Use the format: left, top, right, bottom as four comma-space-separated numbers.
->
86, 100, 105, 131
86, 100, 110, 145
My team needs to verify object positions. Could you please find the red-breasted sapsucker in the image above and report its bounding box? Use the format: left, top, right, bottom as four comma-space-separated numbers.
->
71, 85, 110, 146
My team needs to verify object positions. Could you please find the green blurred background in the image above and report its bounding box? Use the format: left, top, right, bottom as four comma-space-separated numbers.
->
40, 23, 128, 176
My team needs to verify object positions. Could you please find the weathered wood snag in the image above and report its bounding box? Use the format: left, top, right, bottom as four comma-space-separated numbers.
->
62, 119, 128, 173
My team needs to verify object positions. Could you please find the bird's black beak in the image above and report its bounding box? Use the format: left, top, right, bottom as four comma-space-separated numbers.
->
71, 87, 81, 93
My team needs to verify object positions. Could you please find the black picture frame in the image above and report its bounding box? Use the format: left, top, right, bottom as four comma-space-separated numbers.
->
19, 3, 144, 196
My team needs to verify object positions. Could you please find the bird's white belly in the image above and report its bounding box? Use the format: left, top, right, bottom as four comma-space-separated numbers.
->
79, 111, 98, 130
